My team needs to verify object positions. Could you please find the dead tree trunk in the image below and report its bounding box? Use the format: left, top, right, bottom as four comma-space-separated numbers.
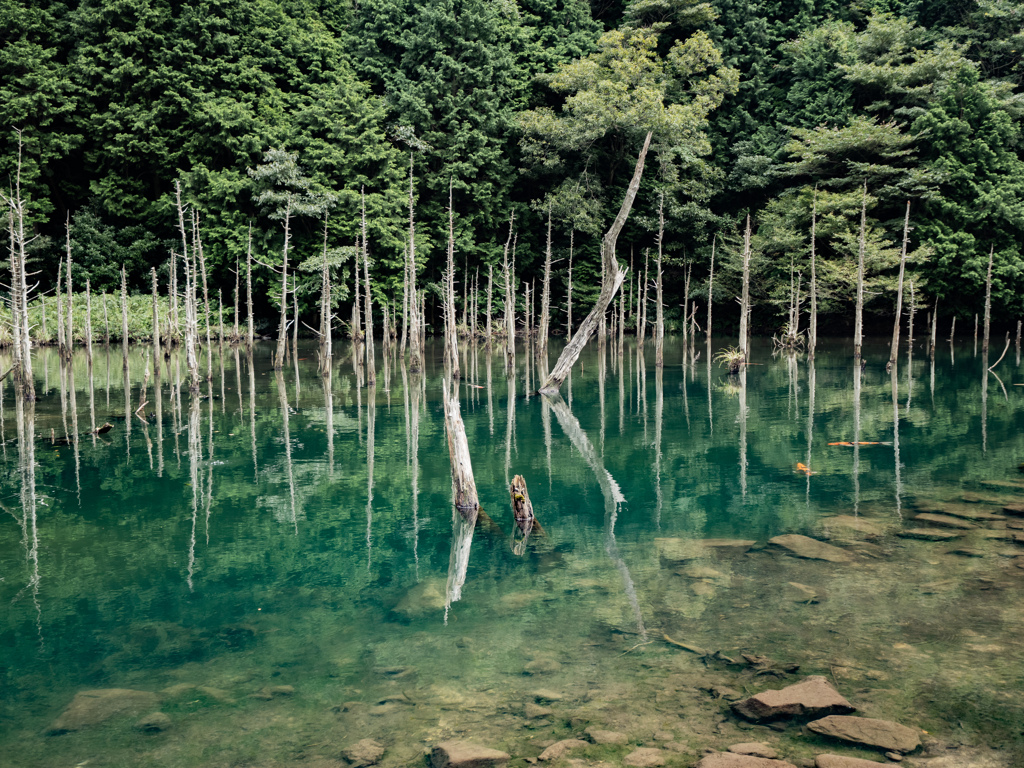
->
442, 378, 479, 517
362, 188, 376, 385
120, 264, 130, 370
509, 474, 541, 536
502, 215, 516, 375
809, 189, 818, 359
274, 202, 292, 369
739, 214, 752, 361
538, 206, 552, 355
655, 196, 665, 367
854, 182, 867, 359
151, 268, 161, 377
566, 231, 574, 342
64, 213, 74, 361
929, 297, 938, 357
444, 179, 459, 379
983, 244, 994, 354
85, 278, 94, 366
888, 201, 911, 368
706, 235, 715, 341
194, 211, 213, 380
408, 155, 422, 373
539, 132, 652, 394
318, 213, 332, 369
246, 224, 254, 350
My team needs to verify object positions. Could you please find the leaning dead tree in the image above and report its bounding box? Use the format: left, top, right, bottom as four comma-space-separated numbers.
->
539, 132, 652, 394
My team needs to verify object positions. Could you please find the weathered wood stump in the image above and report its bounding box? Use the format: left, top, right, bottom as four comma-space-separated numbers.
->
509, 474, 543, 555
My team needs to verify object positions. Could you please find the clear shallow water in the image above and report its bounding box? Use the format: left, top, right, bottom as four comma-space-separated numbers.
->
2, 336, 1024, 767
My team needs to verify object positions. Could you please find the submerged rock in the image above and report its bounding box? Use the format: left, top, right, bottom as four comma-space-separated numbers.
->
135, 711, 171, 732
696, 752, 797, 767
731, 676, 855, 723
912, 513, 977, 530
431, 741, 510, 768
728, 743, 778, 759
768, 535, 853, 563
392, 579, 447, 621
897, 528, 960, 541
815, 756, 888, 767
538, 739, 588, 761
624, 747, 666, 766
585, 727, 627, 745
48, 688, 160, 734
784, 582, 822, 603
532, 689, 563, 702
820, 516, 885, 537
807, 716, 921, 754
343, 738, 386, 767
524, 703, 553, 719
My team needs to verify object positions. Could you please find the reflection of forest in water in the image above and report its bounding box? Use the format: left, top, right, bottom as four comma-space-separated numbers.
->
2, 336, 1024, 766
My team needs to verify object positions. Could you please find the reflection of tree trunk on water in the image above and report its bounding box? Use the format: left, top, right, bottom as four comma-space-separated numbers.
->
738, 365, 748, 500
890, 366, 903, 519
504, 372, 516, 487
442, 376, 480, 619
598, 350, 606, 455
205, 379, 215, 544
14, 396, 44, 647
486, 350, 494, 436
69, 357, 81, 499
275, 369, 298, 535
545, 393, 646, 639
618, 345, 625, 435
186, 394, 201, 592
852, 363, 862, 514
981, 352, 989, 454
806, 358, 816, 504
323, 365, 335, 475
123, 357, 132, 462
247, 351, 258, 480
366, 383, 376, 572
155, 364, 164, 477
173, 353, 182, 467
654, 366, 663, 529
407, 365, 422, 580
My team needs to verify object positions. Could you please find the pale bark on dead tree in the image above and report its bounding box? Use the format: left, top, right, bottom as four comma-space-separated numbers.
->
64, 213, 74, 361
888, 201, 911, 368
442, 378, 479, 517
151, 268, 160, 376
706, 235, 715, 341
738, 214, 752, 361
444, 179, 459, 379
539, 132, 652, 394
809, 189, 818, 359
854, 182, 867, 359
983, 244, 994, 354
408, 155, 423, 373
538, 206, 553, 355
655, 195, 665, 368
246, 224, 254, 350
362, 188, 376, 385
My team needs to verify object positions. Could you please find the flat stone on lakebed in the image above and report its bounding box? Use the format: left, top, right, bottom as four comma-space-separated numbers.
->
732, 675, 854, 723
897, 528, 960, 541
912, 513, 977, 530
431, 740, 510, 768
768, 534, 853, 563
696, 753, 797, 767
807, 715, 921, 754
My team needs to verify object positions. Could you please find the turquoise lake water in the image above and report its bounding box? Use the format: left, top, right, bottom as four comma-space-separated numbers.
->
1, 335, 1023, 767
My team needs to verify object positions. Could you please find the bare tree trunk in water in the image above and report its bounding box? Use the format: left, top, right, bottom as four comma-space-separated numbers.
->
566, 231, 574, 342
64, 214, 74, 361
854, 182, 867, 359
539, 132, 652, 394
246, 225, 254, 351
655, 195, 665, 368
151, 269, 160, 377
274, 203, 291, 369
888, 201, 911, 369
706, 235, 715, 341
362, 188, 376, 385
442, 377, 479, 514
930, 298, 938, 358
739, 214, 751, 360
85, 279, 94, 367
809, 189, 817, 359
502, 215, 516, 375
983, 244, 994, 354
120, 264, 130, 370
486, 264, 493, 345
408, 155, 422, 373
444, 179, 459, 379
539, 206, 552, 355
319, 213, 332, 369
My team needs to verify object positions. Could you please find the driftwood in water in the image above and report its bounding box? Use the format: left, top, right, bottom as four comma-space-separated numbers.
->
44, 422, 113, 446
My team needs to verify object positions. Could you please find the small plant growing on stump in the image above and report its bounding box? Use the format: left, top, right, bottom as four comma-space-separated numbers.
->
714, 345, 745, 374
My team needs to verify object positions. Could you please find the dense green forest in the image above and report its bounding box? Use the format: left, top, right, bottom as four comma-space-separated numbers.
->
3, 0, 1024, 335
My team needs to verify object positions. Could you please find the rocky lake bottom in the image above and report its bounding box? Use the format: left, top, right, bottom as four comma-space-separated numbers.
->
1, 338, 1023, 768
